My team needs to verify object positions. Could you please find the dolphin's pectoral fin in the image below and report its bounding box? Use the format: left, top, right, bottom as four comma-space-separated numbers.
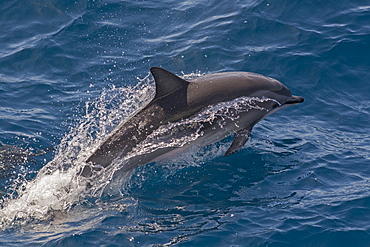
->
224, 127, 253, 156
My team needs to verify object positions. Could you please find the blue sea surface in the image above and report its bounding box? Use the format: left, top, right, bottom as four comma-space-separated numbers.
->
1, 0, 370, 246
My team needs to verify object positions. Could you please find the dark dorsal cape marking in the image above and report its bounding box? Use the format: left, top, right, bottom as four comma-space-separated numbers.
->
150, 67, 191, 120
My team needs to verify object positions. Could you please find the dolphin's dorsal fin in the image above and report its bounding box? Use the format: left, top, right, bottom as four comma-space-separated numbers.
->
150, 67, 189, 99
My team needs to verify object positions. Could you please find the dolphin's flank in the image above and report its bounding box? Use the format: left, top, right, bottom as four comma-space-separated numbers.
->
80, 67, 304, 177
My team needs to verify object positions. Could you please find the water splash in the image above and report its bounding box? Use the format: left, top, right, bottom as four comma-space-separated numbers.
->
0, 75, 155, 228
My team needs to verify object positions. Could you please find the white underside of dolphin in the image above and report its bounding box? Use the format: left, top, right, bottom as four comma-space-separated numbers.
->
80, 67, 304, 177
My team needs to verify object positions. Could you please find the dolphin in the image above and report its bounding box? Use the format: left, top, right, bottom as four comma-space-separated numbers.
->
80, 67, 303, 177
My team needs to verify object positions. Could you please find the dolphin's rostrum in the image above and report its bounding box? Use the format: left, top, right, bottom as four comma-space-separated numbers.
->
80, 67, 304, 177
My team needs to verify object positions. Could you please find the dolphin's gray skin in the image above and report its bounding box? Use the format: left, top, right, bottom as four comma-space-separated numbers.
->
80, 67, 303, 177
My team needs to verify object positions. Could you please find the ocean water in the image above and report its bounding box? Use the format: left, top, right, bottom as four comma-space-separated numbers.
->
1, 0, 370, 246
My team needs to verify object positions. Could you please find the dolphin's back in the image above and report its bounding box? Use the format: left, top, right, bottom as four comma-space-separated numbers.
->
187, 72, 291, 107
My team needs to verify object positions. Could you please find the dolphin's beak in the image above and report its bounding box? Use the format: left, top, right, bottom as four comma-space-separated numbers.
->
285, 95, 304, 105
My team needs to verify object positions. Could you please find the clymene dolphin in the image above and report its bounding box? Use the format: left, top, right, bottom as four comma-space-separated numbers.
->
80, 67, 303, 177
